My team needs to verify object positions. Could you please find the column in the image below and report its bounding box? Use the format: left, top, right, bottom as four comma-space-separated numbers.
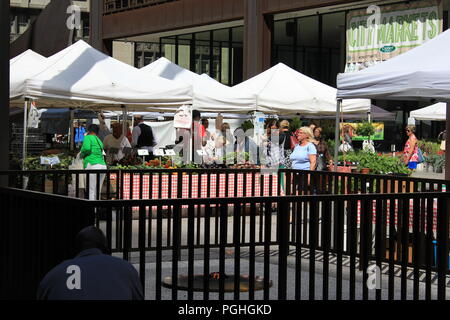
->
243, 0, 273, 80
0, 0, 10, 184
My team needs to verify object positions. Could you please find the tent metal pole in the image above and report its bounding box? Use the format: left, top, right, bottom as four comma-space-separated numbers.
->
122, 105, 127, 140
69, 108, 75, 151
22, 99, 29, 170
334, 99, 342, 172
445, 103, 450, 180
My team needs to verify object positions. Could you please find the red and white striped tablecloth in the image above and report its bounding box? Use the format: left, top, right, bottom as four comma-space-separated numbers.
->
114, 173, 281, 200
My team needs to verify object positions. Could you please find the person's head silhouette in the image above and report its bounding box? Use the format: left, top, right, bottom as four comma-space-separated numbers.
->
75, 226, 109, 254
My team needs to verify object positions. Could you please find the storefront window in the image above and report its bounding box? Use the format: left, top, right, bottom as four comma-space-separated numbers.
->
273, 13, 345, 87
231, 27, 243, 85
273, 19, 295, 68
195, 31, 211, 75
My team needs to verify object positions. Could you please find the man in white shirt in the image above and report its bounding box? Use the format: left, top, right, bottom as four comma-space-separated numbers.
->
103, 122, 132, 163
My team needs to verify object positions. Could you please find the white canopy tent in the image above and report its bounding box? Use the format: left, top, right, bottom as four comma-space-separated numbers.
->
336, 29, 450, 177
10, 50, 46, 101
410, 103, 446, 121
19, 40, 192, 109
234, 63, 371, 115
337, 29, 450, 102
141, 57, 256, 113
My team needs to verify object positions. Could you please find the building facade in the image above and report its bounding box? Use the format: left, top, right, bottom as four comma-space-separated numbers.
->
10, 0, 90, 43
92, 0, 448, 151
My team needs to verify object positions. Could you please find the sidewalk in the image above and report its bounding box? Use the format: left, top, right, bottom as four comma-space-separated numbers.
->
411, 171, 445, 180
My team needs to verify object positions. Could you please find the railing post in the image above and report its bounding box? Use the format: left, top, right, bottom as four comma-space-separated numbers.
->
277, 200, 289, 300
437, 196, 449, 300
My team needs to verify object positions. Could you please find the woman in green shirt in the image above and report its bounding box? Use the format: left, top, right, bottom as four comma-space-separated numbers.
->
80, 124, 107, 200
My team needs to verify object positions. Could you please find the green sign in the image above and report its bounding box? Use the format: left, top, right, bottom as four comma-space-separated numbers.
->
346, 0, 443, 71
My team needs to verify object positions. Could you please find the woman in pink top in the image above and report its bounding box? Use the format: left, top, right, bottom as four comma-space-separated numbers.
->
403, 125, 419, 169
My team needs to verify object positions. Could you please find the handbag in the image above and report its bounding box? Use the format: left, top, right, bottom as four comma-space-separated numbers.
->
290, 134, 299, 150
417, 148, 425, 163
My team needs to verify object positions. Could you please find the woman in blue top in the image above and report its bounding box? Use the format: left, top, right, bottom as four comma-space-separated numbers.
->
290, 127, 317, 171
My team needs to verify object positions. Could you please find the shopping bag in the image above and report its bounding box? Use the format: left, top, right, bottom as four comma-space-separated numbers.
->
69, 153, 86, 189
338, 141, 353, 153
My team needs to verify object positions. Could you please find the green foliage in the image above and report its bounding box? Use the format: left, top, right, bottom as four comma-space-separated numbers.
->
338, 152, 359, 163
290, 118, 302, 132
23, 153, 74, 170
418, 140, 440, 156
357, 152, 410, 175
338, 151, 410, 175
356, 121, 375, 138
327, 139, 336, 156
424, 154, 445, 170
241, 120, 254, 132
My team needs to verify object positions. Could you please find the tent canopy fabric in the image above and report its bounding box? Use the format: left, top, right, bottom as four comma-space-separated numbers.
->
10, 50, 46, 101
410, 102, 446, 121
19, 40, 193, 109
141, 57, 256, 113
234, 63, 370, 115
307, 105, 396, 121
337, 29, 450, 102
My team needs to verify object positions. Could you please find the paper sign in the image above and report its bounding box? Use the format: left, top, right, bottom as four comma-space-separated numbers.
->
137, 149, 149, 156
154, 149, 164, 156
40, 156, 60, 166
165, 150, 176, 156
196, 150, 206, 156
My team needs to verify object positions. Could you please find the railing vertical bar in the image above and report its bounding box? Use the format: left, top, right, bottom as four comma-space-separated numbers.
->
264, 201, 272, 300
349, 199, 357, 300
322, 199, 331, 300
278, 200, 289, 300
436, 196, 448, 301
242, 173, 247, 244
233, 202, 241, 300
309, 199, 317, 300
187, 203, 195, 300
295, 200, 302, 300
361, 198, 370, 300
375, 197, 383, 301
215, 172, 220, 245
413, 192, 421, 300
249, 201, 256, 300
172, 203, 181, 301
139, 204, 146, 299
155, 205, 163, 300
400, 198, 409, 300
336, 199, 344, 301
197, 172, 202, 246
123, 205, 131, 262
166, 172, 171, 247
425, 195, 433, 300
148, 172, 153, 249
203, 203, 211, 300
219, 203, 227, 300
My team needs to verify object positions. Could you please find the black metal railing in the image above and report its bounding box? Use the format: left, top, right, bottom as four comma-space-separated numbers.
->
103, 0, 179, 15
1, 168, 448, 201
0, 188, 95, 300
1, 184, 448, 300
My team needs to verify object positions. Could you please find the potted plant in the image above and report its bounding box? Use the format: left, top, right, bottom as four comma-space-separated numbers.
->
356, 151, 378, 174
433, 154, 445, 173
